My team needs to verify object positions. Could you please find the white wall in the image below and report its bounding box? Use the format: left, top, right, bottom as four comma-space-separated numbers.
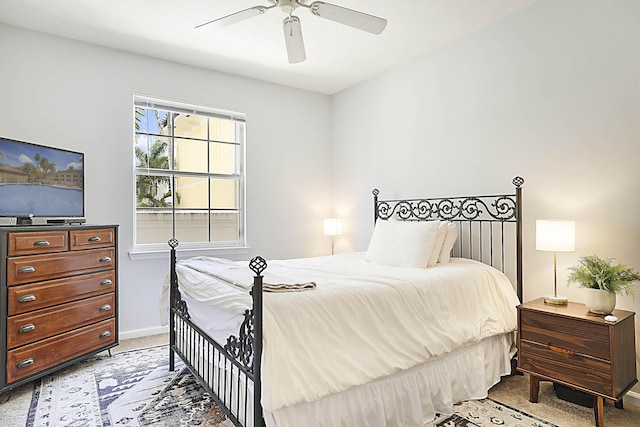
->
332, 0, 640, 394
0, 23, 333, 336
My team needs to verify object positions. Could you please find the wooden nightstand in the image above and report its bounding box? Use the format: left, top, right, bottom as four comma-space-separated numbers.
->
517, 298, 637, 427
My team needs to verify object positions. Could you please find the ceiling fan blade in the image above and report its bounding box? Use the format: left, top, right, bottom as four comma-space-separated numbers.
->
283, 16, 306, 64
196, 6, 269, 31
309, 2, 387, 34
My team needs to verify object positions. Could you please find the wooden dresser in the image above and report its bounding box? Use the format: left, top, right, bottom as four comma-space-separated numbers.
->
517, 298, 637, 427
0, 224, 118, 393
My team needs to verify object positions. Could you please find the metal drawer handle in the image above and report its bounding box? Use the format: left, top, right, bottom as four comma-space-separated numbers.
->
18, 324, 36, 333
18, 266, 36, 274
548, 343, 576, 357
99, 304, 112, 312
18, 294, 37, 303
99, 257, 112, 263
17, 358, 35, 368
100, 279, 113, 286
88, 236, 102, 242
99, 331, 112, 338
34, 240, 50, 246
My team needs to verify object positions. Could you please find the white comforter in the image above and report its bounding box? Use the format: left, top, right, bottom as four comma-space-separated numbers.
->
167, 252, 519, 413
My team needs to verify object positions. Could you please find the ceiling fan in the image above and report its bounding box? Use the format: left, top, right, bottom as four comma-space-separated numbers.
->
196, 0, 387, 64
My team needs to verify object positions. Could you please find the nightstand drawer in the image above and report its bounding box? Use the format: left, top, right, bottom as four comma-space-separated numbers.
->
519, 340, 612, 396
520, 310, 610, 361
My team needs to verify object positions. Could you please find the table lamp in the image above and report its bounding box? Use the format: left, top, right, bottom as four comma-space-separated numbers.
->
323, 218, 342, 255
536, 219, 575, 305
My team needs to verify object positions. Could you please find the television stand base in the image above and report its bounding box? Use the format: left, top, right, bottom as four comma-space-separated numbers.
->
16, 216, 33, 225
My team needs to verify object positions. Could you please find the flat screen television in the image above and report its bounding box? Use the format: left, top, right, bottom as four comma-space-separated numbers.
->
0, 136, 85, 224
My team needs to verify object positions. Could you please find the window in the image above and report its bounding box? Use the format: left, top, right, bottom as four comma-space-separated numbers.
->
133, 96, 246, 251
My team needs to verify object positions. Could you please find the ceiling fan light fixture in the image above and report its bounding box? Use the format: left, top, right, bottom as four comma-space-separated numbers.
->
283, 15, 306, 63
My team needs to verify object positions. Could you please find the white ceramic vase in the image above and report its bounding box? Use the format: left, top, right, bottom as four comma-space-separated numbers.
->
584, 288, 616, 314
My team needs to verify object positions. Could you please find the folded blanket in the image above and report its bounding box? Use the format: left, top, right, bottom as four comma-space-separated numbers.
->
263, 282, 316, 292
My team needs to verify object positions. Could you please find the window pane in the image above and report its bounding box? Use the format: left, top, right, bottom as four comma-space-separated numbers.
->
136, 174, 173, 208
175, 176, 208, 209
136, 210, 173, 244
134, 134, 149, 168
175, 138, 208, 173
210, 179, 238, 209
209, 117, 235, 143
174, 114, 208, 139
209, 142, 237, 174
175, 211, 210, 243
134, 136, 171, 170
210, 212, 239, 242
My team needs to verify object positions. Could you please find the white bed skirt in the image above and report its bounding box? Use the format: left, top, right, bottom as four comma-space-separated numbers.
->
264, 332, 514, 427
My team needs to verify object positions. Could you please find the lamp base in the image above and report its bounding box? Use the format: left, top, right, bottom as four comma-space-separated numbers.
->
544, 294, 568, 305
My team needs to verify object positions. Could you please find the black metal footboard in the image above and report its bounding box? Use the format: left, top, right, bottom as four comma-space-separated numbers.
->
168, 238, 265, 427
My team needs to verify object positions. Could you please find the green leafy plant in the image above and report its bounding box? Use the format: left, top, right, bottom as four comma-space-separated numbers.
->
567, 255, 640, 296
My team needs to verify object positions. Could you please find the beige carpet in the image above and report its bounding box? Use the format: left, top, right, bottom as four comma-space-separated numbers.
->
1, 333, 639, 427
488, 373, 640, 427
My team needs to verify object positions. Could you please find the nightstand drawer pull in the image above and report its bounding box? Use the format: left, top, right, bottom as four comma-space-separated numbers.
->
99, 304, 112, 312
18, 294, 37, 303
88, 236, 102, 242
18, 324, 36, 333
18, 266, 36, 274
99, 256, 112, 263
33, 240, 50, 246
100, 279, 113, 286
99, 331, 112, 338
17, 358, 35, 368
548, 344, 576, 356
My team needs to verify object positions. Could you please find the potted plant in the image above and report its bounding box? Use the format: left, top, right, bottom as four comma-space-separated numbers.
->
567, 255, 640, 314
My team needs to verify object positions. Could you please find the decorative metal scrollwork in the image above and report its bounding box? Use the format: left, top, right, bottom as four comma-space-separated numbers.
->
225, 309, 254, 370
375, 177, 523, 222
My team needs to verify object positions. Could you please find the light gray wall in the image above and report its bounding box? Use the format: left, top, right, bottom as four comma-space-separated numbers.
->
331, 0, 640, 394
0, 24, 333, 336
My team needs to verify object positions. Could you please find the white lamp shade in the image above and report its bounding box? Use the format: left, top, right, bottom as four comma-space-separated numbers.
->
536, 220, 575, 252
324, 218, 342, 236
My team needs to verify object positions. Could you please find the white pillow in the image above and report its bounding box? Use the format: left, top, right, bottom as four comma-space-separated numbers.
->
365, 220, 441, 268
437, 222, 459, 264
427, 221, 449, 267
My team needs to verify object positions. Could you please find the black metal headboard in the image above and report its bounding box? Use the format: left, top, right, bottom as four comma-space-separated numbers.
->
373, 176, 524, 301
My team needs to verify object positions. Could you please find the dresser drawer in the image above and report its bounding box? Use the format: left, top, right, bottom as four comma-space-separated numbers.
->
8, 271, 116, 315
6, 319, 116, 384
519, 340, 613, 396
8, 231, 68, 256
70, 228, 116, 250
519, 310, 610, 361
7, 293, 115, 349
7, 248, 115, 285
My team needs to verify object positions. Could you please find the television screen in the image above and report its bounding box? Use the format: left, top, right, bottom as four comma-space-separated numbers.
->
0, 136, 85, 219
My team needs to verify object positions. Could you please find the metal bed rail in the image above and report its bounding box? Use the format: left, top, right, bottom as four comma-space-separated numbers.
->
169, 238, 265, 427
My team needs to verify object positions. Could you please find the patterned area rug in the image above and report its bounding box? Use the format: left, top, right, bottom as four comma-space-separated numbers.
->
27, 345, 556, 427
433, 398, 558, 427
27, 345, 231, 427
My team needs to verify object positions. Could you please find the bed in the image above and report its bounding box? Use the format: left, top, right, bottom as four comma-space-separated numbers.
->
165, 176, 525, 427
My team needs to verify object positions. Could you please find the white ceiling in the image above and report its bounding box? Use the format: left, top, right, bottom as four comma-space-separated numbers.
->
0, 0, 540, 94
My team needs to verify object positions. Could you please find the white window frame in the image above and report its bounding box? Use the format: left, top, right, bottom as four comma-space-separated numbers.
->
129, 95, 247, 259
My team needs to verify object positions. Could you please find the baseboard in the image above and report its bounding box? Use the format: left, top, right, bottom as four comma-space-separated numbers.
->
626, 390, 640, 408
119, 325, 168, 340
